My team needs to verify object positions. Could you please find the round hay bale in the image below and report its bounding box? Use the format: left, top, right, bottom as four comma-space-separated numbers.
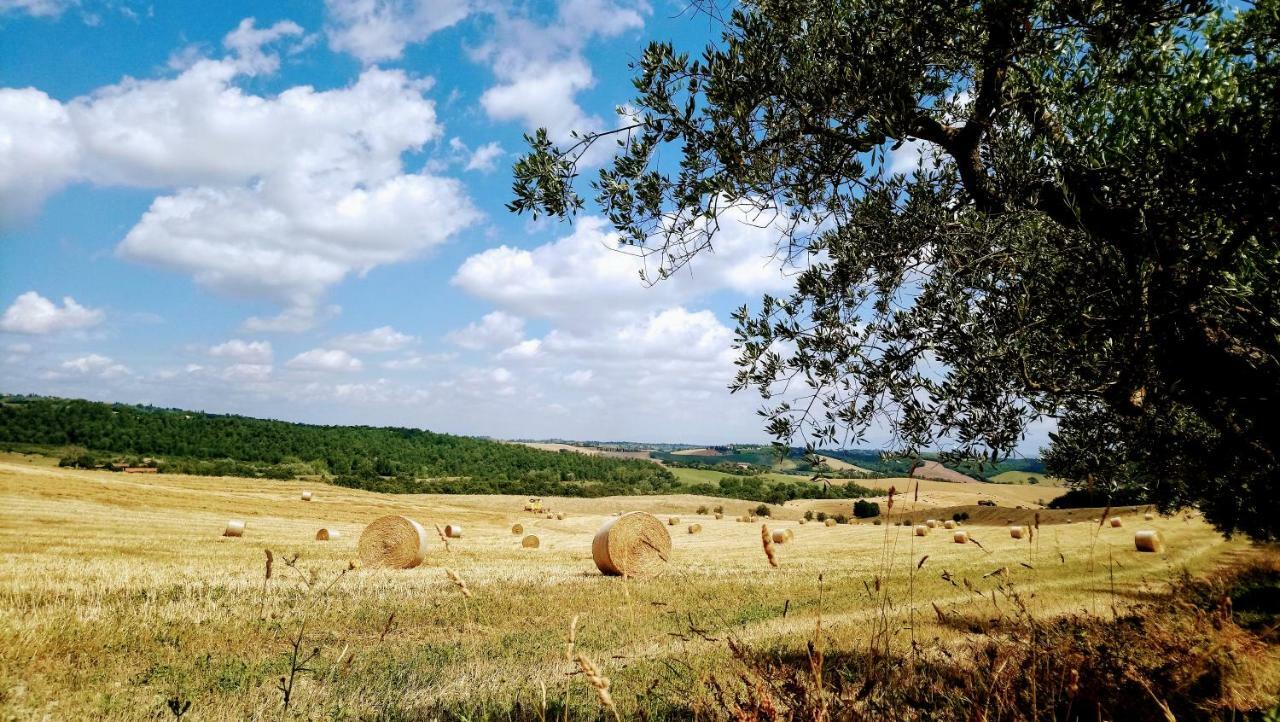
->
522, 534, 540, 548
943, 520, 957, 530
1144, 512, 1155, 521
714, 513, 723, 520
687, 523, 702, 534
301, 490, 313, 501
771, 530, 788, 544
511, 523, 524, 535
1110, 517, 1123, 528
444, 524, 463, 539
824, 518, 837, 527
315, 527, 340, 541
223, 519, 245, 537
785, 528, 795, 541
357, 515, 429, 569
925, 519, 938, 528
798, 519, 806, 525
556, 513, 565, 520
1009, 526, 1025, 539
953, 530, 969, 544
914, 524, 929, 537
1135, 529, 1163, 553
591, 511, 671, 577
668, 517, 680, 526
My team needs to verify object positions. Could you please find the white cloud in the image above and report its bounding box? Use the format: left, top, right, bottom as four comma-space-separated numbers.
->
0, 291, 104, 335
446, 310, 525, 350
472, 0, 647, 154
242, 305, 340, 334
331, 325, 415, 353
286, 347, 364, 372
208, 339, 273, 364
498, 338, 542, 360
563, 368, 593, 387
464, 141, 503, 172
453, 211, 793, 327
59, 353, 131, 379
325, 0, 471, 64
0, 0, 74, 18
222, 363, 273, 382
3, 21, 481, 327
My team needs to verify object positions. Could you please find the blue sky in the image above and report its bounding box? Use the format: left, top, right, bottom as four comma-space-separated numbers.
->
0, 0, 1051, 452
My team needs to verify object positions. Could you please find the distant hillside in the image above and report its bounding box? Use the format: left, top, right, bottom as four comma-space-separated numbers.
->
0, 395, 676, 495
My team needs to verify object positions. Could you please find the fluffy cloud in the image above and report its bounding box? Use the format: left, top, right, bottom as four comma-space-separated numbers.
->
453, 211, 794, 327
3, 19, 481, 329
287, 348, 364, 372
446, 310, 525, 350
464, 141, 503, 172
331, 325, 415, 353
0, 0, 74, 17
472, 0, 647, 151
0, 291, 104, 335
324, 0, 471, 64
208, 339, 273, 364
58, 353, 131, 379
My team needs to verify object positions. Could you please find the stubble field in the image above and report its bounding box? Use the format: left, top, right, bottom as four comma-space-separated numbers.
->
0, 453, 1246, 720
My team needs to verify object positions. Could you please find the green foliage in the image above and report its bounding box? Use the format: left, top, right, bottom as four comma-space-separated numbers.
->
853, 500, 880, 518
754, 503, 771, 517
0, 395, 676, 492
803, 510, 814, 521
510, 0, 1280, 539
952, 512, 971, 523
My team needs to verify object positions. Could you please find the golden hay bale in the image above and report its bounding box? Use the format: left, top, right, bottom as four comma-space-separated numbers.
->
714, 513, 723, 520
556, 513, 565, 520
511, 523, 524, 535
1135, 530, 1163, 553
522, 535, 540, 549
444, 524, 463, 539
1009, 526, 1026, 539
771, 530, 788, 544
315, 527, 340, 541
914, 524, 929, 537
953, 530, 969, 544
1110, 517, 1123, 528
824, 518, 837, 527
357, 515, 429, 569
943, 520, 957, 530
301, 490, 313, 501
687, 523, 702, 534
798, 519, 806, 525
925, 519, 938, 528
785, 528, 795, 541
223, 519, 245, 537
1144, 512, 1155, 521
668, 517, 680, 526
592, 511, 671, 577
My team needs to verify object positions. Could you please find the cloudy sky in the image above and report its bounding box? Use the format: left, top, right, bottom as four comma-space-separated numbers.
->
0, 0, 1051, 451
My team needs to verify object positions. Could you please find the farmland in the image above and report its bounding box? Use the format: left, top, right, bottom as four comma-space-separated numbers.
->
0, 452, 1266, 720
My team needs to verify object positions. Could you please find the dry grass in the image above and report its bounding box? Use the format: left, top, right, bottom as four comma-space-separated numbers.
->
0, 453, 1259, 720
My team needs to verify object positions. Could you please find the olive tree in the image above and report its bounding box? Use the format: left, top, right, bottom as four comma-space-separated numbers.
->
509, 0, 1280, 538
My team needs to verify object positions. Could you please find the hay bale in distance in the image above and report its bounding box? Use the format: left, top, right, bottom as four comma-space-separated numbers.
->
943, 520, 957, 530
925, 519, 938, 528
771, 530, 788, 544
511, 523, 524, 535
556, 513, 565, 520
592, 511, 671, 577
687, 523, 702, 534
953, 530, 969, 544
914, 524, 929, 537
1135, 530, 1163, 553
824, 518, 837, 527
315, 528, 340, 541
1009, 526, 1026, 539
301, 490, 313, 501
357, 515, 430, 569
521, 535, 540, 549
1144, 512, 1155, 521
1110, 517, 1124, 528
714, 513, 723, 520
668, 517, 680, 526
444, 524, 463, 539
223, 519, 245, 537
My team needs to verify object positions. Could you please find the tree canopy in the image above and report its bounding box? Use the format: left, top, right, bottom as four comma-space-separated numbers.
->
510, 0, 1280, 538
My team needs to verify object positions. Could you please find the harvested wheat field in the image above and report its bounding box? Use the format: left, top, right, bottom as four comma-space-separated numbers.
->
0, 454, 1264, 719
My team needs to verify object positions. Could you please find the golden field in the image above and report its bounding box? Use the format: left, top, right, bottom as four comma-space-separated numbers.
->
0, 453, 1252, 720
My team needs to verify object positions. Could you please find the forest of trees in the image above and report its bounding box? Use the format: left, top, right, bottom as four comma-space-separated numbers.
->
0, 395, 677, 494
